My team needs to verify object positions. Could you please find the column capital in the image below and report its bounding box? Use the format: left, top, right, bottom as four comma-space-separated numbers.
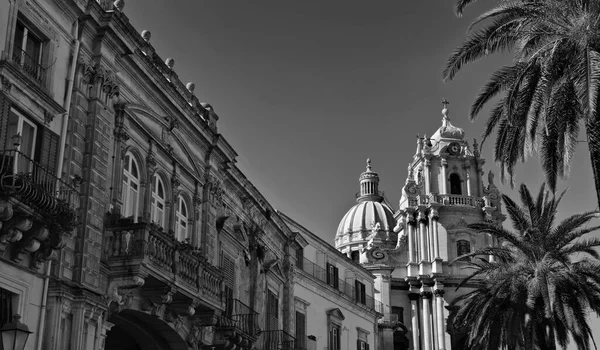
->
434, 289, 445, 297
440, 157, 448, 167
424, 159, 431, 167
417, 211, 428, 223
408, 293, 420, 301
420, 291, 433, 300
429, 208, 439, 220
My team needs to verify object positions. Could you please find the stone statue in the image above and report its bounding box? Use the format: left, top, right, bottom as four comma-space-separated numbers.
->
488, 170, 495, 186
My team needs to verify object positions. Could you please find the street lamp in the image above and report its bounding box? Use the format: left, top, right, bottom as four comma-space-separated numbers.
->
1, 314, 33, 350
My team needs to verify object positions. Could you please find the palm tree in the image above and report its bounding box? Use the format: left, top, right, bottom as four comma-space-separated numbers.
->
450, 183, 600, 350
442, 0, 600, 210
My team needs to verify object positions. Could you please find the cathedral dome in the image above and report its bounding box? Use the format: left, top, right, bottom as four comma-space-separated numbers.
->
336, 201, 396, 239
335, 159, 397, 248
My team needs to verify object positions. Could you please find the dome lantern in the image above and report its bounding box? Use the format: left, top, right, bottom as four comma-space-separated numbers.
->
358, 158, 382, 202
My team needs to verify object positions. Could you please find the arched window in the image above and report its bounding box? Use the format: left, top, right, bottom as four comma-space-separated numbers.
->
150, 174, 166, 227
176, 196, 189, 241
449, 173, 462, 195
457, 239, 471, 258
122, 152, 140, 222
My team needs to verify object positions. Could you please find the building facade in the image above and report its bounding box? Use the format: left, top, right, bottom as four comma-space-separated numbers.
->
1, 1, 306, 349
280, 212, 381, 350
335, 104, 505, 350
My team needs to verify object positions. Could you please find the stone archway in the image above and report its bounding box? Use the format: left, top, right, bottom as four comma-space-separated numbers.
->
105, 310, 189, 350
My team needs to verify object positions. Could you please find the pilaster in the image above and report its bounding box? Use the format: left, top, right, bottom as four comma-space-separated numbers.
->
408, 292, 420, 350
420, 287, 433, 350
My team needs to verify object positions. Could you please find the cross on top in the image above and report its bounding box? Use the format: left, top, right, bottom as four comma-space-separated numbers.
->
442, 98, 450, 108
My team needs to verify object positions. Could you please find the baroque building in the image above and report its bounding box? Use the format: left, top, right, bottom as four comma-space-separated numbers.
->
280, 211, 381, 350
0, 1, 331, 350
335, 102, 505, 350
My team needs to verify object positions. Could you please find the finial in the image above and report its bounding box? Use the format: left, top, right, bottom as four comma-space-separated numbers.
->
165, 58, 175, 70
473, 138, 480, 157
113, 0, 124, 11
408, 163, 414, 178
442, 98, 450, 122
366, 158, 372, 172
141, 30, 151, 42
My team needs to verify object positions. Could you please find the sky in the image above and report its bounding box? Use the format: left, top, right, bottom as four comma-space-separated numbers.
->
125, 1, 599, 346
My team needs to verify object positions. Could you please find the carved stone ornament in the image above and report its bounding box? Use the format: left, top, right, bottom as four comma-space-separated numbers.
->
434, 289, 445, 297
114, 127, 130, 142
171, 175, 181, 190
43, 110, 54, 125
366, 247, 389, 263
420, 291, 433, 299
146, 153, 157, 170
0, 75, 12, 92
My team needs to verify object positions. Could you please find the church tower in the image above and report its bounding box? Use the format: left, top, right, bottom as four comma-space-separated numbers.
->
335, 100, 505, 350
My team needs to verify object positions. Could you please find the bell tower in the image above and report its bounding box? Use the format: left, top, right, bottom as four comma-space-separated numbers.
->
391, 99, 506, 350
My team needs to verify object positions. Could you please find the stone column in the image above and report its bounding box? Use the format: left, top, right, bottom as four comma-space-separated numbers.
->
418, 211, 429, 262
144, 151, 156, 223
440, 158, 448, 195
407, 217, 416, 263
430, 209, 440, 259
477, 166, 485, 197
424, 159, 431, 194
111, 102, 129, 210
421, 289, 433, 350
465, 163, 472, 196
409, 293, 421, 350
434, 287, 447, 350
192, 190, 202, 248
69, 302, 86, 350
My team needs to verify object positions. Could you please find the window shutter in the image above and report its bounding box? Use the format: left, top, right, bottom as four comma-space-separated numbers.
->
334, 267, 339, 289
326, 263, 331, 284
0, 93, 11, 149
295, 311, 306, 349
357, 339, 361, 350
366, 343, 370, 350
38, 127, 60, 175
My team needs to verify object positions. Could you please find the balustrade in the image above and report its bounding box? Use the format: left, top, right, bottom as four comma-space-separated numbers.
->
103, 224, 224, 305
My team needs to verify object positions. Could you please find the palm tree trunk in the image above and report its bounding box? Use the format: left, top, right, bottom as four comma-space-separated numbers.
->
585, 115, 600, 211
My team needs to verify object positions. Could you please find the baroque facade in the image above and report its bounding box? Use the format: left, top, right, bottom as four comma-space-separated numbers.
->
0, 1, 344, 349
335, 103, 505, 350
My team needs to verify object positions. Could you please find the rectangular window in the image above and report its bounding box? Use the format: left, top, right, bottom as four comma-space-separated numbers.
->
326, 263, 339, 289
12, 19, 46, 84
0, 288, 15, 327
266, 290, 278, 330
329, 324, 340, 350
355, 280, 366, 304
357, 340, 369, 350
295, 311, 306, 350
392, 306, 405, 325
295, 247, 303, 269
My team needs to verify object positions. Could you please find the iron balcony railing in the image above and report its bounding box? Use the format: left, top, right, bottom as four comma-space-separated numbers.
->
378, 313, 402, 326
0, 149, 79, 212
220, 299, 259, 337
298, 257, 383, 312
11, 47, 47, 86
262, 330, 295, 350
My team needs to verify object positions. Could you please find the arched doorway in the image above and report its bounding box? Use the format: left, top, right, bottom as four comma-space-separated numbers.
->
105, 325, 143, 350
105, 310, 189, 350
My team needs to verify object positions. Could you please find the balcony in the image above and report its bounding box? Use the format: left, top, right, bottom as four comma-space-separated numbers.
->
10, 47, 47, 87
102, 221, 224, 310
0, 149, 79, 261
298, 257, 383, 313
218, 299, 259, 339
261, 330, 296, 350
408, 193, 484, 208
0, 149, 79, 212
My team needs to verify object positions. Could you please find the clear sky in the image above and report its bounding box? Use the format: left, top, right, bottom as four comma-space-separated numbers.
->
125, 1, 599, 346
